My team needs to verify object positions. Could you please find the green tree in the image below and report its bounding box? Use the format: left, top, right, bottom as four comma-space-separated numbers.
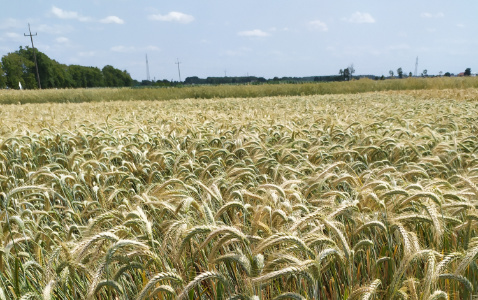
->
409, 72, 413, 77
422, 69, 428, 77
121, 70, 133, 87
1, 52, 37, 89
18, 47, 51, 88
0, 61, 6, 88
397, 67, 403, 79
86, 67, 104, 87
1, 46, 135, 89
343, 68, 350, 81
51, 62, 74, 88
389, 70, 394, 78
102, 65, 132, 87
444, 72, 451, 77
464, 68, 471, 76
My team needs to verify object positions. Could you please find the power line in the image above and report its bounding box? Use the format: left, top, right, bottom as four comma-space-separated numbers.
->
24, 23, 41, 89
175, 58, 182, 82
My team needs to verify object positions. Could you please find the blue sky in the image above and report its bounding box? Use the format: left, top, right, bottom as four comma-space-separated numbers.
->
1, 1, 477, 80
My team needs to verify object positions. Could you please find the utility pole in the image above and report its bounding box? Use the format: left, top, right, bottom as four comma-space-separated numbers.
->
175, 58, 182, 82
24, 23, 41, 89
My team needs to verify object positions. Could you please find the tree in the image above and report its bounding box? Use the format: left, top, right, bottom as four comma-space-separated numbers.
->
86, 67, 104, 87
444, 72, 451, 77
409, 72, 413, 78
422, 69, 428, 77
439, 71, 443, 77
18, 47, 53, 88
103, 65, 122, 87
0, 61, 6, 88
389, 70, 394, 78
464, 68, 471, 76
1, 52, 36, 89
343, 68, 350, 81
1, 46, 134, 89
339, 69, 344, 80
397, 67, 403, 79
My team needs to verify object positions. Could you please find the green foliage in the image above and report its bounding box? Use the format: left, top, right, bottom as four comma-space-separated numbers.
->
0, 61, 6, 89
0, 46, 132, 89
102, 65, 132, 87
68, 65, 104, 88
1, 52, 36, 89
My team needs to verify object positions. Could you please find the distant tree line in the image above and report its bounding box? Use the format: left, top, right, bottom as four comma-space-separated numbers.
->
183, 74, 376, 86
185, 76, 267, 85
0, 46, 133, 89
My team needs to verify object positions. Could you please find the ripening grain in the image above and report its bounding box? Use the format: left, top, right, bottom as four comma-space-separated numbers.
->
0, 89, 478, 299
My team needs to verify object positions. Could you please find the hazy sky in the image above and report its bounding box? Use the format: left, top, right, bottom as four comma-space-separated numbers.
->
1, 1, 477, 80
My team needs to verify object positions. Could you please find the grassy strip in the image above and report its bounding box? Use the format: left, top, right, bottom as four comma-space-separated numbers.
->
1, 76, 478, 104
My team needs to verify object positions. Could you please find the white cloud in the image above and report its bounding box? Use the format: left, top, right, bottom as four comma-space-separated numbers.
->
145, 45, 160, 51
343, 12, 375, 24
37, 24, 73, 35
51, 6, 91, 22
55, 37, 69, 43
78, 51, 96, 57
309, 20, 328, 32
149, 12, 194, 24
4, 32, 23, 42
100, 16, 125, 24
238, 29, 269, 37
5, 32, 21, 39
51, 6, 126, 25
421, 12, 444, 18
0, 18, 22, 30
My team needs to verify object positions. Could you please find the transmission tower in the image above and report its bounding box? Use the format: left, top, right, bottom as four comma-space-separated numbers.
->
145, 54, 151, 81
24, 24, 41, 89
414, 57, 418, 77
175, 58, 182, 82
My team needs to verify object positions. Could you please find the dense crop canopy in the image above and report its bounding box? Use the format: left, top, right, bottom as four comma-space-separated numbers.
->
0, 90, 478, 299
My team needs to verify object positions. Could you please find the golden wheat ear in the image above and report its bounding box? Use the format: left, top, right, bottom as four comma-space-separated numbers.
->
351, 278, 381, 300
177, 271, 229, 300
135, 271, 182, 300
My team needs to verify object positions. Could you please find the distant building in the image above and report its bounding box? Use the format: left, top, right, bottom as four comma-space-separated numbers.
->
457, 72, 465, 77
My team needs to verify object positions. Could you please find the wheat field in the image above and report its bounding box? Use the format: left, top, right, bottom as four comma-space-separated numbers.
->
1, 89, 478, 299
